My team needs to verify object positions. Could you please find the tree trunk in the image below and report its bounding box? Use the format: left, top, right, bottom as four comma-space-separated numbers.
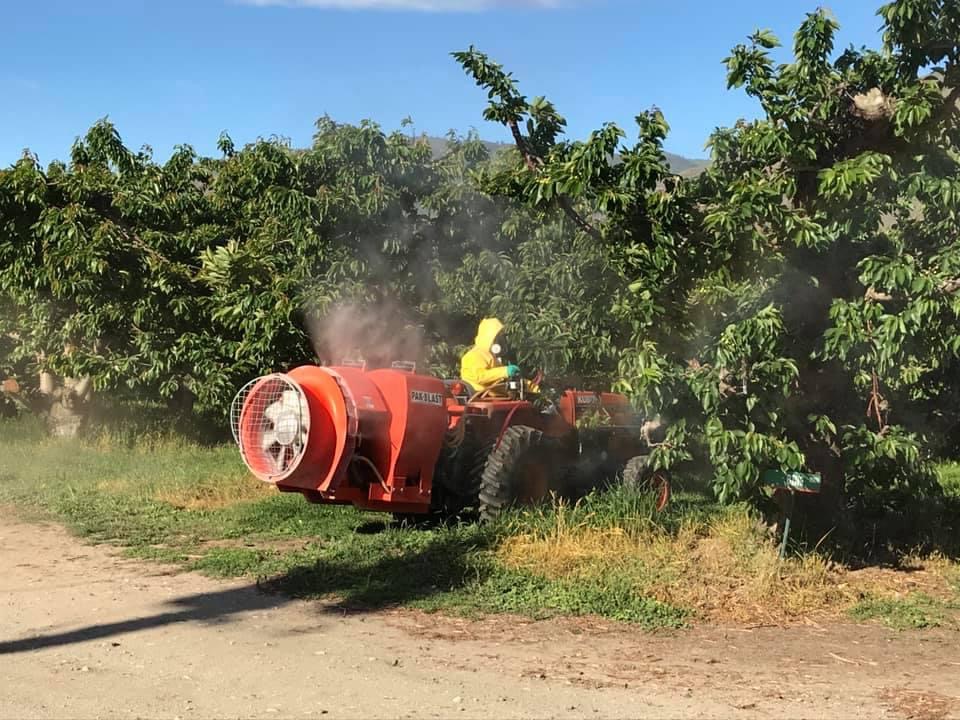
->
38, 371, 92, 438
0, 378, 19, 418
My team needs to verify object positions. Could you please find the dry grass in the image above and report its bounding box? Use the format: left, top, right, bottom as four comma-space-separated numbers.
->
95, 473, 273, 510
847, 554, 960, 603
497, 503, 959, 625
152, 474, 275, 510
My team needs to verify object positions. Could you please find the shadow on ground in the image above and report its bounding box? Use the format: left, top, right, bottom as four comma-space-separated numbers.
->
265, 528, 494, 612
1, 529, 494, 656
0, 584, 295, 655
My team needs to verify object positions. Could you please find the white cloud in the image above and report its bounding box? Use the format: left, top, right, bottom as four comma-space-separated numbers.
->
238, 0, 572, 10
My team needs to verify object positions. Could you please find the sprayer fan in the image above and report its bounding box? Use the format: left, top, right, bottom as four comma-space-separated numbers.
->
232, 375, 311, 480
261, 389, 309, 473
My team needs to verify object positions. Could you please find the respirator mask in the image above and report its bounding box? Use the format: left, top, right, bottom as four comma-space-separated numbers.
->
491, 332, 509, 362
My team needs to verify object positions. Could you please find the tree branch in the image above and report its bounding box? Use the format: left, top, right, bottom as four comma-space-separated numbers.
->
864, 286, 894, 303
941, 277, 960, 294
558, 197, 603, 241
507, 119, 540, 173
71, 375, 93, 402
865, 278, 960, 300
506, 119, 603, 241
936, 84, 960, 126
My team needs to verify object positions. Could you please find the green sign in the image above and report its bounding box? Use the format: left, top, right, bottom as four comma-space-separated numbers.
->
762, 469, 822, 494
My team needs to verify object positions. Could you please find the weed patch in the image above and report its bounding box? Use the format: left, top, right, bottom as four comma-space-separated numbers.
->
191, 546, 286, 577
850, 593, 960, 629
497, 495, 848, 623
445, 568, 687, 627
495, 487, 960, 625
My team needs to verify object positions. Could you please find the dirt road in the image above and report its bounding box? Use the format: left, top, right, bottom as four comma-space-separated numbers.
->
1, 516, 958, 720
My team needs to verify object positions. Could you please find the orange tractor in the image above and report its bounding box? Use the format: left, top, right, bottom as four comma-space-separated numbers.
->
231, 362, 668, 521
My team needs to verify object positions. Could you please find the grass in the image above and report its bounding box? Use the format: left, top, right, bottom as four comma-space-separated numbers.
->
0, 417, 685, 627
850, 593, 960, 629
1, 415, 958, 629
938, 462, 960, 498
496, 491, 853, 624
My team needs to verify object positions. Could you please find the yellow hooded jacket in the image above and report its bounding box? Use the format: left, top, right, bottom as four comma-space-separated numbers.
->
460, 318, 509, 391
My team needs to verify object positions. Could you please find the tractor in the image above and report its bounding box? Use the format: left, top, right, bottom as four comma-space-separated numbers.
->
231, 362, 668, 522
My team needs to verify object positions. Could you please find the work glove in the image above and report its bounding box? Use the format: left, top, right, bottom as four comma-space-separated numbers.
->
505, 364, 521, 379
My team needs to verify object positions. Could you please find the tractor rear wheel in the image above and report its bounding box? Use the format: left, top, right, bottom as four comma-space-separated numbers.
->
432, 426, 493, 518
478, 425, 553, 522
622, 455, 671, 511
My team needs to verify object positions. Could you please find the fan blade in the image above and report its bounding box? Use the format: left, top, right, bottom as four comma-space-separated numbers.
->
281, 390, 301, 413
263, 401, 283, 423
267, 445, 284, 473
275, 444, 292, 471
260, 429, 279, 452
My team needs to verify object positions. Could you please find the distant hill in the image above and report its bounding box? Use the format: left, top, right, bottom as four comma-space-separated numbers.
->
422, 136, 709, 176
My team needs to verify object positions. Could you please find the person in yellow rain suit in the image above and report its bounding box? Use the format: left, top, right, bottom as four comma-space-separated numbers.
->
460, 318, 538, 396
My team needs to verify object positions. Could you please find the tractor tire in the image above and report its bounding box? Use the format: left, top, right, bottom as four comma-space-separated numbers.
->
622, 455, 671, 511
433, 433, 491, 518
478, 425, 553, 523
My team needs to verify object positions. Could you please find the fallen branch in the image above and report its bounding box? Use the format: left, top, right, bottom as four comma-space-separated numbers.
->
828, 652, 859, 665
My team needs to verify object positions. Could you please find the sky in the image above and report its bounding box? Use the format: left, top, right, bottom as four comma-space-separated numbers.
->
2, 0, 887, 167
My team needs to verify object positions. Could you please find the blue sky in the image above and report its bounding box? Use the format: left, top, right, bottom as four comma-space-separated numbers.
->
2, 0, 886, 167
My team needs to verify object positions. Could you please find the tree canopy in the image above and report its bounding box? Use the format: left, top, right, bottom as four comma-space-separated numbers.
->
452, 0, 959, 523
0, 119, 502, 415
2, 0, 958, 528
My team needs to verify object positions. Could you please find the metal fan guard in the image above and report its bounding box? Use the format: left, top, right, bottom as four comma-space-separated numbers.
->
230, 374, 310, 480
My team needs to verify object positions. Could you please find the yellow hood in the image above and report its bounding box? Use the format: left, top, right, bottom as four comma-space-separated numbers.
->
474, 317, 504, 353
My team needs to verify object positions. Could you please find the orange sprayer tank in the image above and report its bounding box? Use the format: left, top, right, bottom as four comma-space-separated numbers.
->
232, 365, 449, 513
